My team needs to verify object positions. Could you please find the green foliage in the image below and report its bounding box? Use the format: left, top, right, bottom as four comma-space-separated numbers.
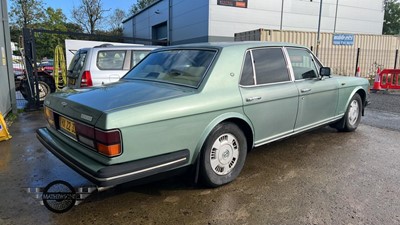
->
9, 0, 46, 28
64, 23, 84, 33
35, 7, 70, 59
383, 0, 400, 35
130, 0, 157, 14
9, 25, 22, 43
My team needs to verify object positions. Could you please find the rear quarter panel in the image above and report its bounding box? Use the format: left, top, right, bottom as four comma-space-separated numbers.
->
96, 46, 251, 165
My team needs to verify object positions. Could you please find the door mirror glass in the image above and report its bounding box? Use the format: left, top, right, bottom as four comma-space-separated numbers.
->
320, 67, 331, 77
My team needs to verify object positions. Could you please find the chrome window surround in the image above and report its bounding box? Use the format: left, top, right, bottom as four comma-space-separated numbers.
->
284, 47, 323, 81
239, 46, 294, 88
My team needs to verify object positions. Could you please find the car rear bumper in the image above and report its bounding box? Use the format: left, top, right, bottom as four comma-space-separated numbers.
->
36, 127, 190, 187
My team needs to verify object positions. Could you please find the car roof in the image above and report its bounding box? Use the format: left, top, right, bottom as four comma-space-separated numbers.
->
155, 41, 307, 52
78, 45, 158, 51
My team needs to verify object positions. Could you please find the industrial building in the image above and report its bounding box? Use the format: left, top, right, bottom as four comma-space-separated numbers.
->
122, 0, 385, 45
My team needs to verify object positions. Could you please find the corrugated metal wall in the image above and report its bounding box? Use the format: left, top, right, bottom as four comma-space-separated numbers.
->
235, 29, 400, 79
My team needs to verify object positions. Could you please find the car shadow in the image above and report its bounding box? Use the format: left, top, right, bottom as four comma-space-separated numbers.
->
81, 126, 342, 205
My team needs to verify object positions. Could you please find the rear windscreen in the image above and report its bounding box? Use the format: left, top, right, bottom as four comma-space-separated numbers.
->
68, 50, 87, 73
123, 49, 217, 88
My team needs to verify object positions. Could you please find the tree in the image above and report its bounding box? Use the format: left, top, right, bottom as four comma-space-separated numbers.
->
9, 0, 46, 28
108, 9, 126, 31
9, 25, 22, 43
71, 0, 110, 34
42, 8, 68, 31
130, 0, 157, 14
383, 0, 400, 35
65, 23, 84, 34
35, 7, 69, 59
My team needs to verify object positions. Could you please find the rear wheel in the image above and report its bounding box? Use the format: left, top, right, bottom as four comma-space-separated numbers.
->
200, 122, 247, 187
336, 93, 362, 132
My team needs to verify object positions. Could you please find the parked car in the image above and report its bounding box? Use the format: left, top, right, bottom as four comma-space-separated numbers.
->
66, 45, 158, 88
38, 60, 54, 74
16, 66, 56, 103
13, 68, 25, 90
37, 42, 369, 188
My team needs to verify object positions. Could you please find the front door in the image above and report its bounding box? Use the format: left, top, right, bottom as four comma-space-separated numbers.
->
286, 48, 339, 131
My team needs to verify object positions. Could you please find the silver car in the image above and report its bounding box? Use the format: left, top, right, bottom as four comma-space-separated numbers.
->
67, 45, 158, 88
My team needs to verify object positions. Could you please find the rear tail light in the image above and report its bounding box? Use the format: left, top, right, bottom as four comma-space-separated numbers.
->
75, 122, 122, 157
80, 71, 93, 87
44, 107, 55, 127
95, 130, 122, 156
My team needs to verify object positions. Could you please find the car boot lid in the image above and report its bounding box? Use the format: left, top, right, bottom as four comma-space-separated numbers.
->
45, 80, 194, 124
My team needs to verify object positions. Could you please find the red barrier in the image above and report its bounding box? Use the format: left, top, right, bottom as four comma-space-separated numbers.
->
379, 69, 400, 90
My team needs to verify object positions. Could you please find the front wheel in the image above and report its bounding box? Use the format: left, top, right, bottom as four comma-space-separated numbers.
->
337, 93, 362, 132
200, 122, 247, 187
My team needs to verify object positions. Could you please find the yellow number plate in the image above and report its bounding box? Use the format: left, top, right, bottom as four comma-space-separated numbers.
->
59, 116, 76, 136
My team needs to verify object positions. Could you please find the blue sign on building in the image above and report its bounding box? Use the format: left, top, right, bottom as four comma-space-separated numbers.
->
333, 34, 354, 45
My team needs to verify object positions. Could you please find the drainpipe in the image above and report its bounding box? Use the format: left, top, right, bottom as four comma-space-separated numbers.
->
168, 0, 172, 45
316, 0, 323, 57
280, 0, 284, 30
333, 0, 339, 33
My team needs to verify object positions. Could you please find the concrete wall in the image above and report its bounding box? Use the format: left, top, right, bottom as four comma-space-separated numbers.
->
0, 0, 16, 115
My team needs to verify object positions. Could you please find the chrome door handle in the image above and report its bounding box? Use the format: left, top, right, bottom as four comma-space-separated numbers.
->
301, 88, 311, 93
246, 97, 262, 102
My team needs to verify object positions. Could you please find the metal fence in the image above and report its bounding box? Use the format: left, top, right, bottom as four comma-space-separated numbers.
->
235, 29, 400, 80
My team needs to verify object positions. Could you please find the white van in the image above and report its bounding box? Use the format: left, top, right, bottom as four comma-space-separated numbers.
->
67, 45, 157, 88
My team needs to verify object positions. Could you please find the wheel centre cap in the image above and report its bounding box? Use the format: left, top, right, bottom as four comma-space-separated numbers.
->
219, 145, 233, 164
222, 149, 230, 159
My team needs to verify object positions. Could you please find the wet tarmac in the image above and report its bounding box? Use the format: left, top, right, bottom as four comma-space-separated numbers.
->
1, 102, 400, 224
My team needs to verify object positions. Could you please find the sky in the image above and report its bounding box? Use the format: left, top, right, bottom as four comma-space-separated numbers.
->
7, 0, 138, 23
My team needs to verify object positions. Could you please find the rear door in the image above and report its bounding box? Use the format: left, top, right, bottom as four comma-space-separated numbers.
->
239, 47, 298, 146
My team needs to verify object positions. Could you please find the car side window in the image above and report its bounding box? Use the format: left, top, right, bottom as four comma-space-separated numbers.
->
287, 48, 319, 80
240, 51, 255, 86
131, 50, 151, 68
97, 50, 126, 70
252, 48, 290, 85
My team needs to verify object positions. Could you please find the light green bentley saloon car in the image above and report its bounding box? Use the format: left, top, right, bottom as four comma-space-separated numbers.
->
37, 42, 369, 187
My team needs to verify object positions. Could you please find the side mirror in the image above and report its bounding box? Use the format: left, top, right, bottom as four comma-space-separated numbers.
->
320, 67, 331, 77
